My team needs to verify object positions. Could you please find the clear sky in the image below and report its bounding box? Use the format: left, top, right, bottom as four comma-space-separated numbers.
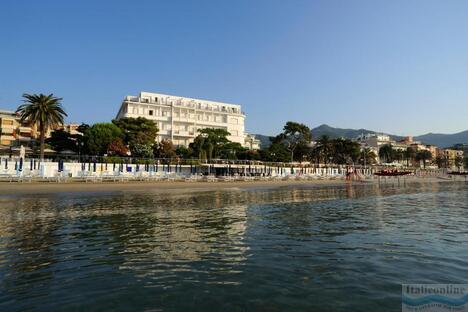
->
1, 0, 467, 136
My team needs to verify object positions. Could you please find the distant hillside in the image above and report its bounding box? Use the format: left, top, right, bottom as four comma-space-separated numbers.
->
255, 124, 468, 148
310, 124, 404, 141
255, 134, 273, 149
414, 130, 468, 148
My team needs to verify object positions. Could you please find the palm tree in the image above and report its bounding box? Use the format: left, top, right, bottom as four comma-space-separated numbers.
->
316, 135, 334, 164
416, 150, 432, 169
378, 144, 394, 164
404, 146, 416, 167
16, 93, 67, 160
361, 148, 377, 166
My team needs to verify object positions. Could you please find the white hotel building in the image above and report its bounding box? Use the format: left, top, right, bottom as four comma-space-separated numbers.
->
116, 91, 260, 149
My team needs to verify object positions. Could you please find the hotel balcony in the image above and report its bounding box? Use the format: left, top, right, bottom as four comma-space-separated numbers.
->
125, 97, 244, 116
19, 126, 32, 133
0, 135, 15, 141
0, 127, 15, 135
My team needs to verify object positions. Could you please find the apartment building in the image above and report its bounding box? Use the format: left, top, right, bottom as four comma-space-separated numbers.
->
0, 110, 35, 147
116, 91, 255, 148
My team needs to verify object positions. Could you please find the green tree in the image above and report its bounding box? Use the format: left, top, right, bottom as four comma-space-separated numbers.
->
46, 129, 78, 152
360, 148, 377, 166
175, 145, 193, 159
16, 93, 67, 160
455, 155, 464, 170
190, 128, 231, 160
218, 142, 245, 159
275, 121, 312, 162
379, 144, 394, 164
315, 135, 334, 164
131, 143, 153, 158
83, 123, 123, 155
435, 155, 446, 169
260, 139, 291, 162
112, 117, 158, 155
404, 146, 417, 167
416, 150, 432, 169
153, 139, 177, 159
332, 138, 360, 164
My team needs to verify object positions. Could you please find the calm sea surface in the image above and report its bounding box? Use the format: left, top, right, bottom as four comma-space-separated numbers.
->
0, 182, 467, 311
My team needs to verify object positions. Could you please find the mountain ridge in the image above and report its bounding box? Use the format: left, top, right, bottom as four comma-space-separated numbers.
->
254, 124, 468, 148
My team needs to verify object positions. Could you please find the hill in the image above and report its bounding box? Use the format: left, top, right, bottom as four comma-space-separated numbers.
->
254, 124, 468, 148
414, 130, 468, 148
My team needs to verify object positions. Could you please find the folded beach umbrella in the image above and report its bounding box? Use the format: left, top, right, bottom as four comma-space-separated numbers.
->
4, 158, 7, 170
136, 164, 139, 172
93, 160, 97, 172
30, 159, 33, 170
19, 158, 23, 171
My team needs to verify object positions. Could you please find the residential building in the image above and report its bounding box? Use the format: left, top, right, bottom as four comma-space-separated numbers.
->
116, 91, 255, 148
356, 133, 392, 149
244, 134, 261, 150
0, 110, 35, 147
53, 123, 81, 135
438, 149, 464, 168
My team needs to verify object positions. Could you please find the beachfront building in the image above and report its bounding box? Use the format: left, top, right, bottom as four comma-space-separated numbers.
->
438, 148, 464, 169
116, 91, 256, 148
0, 110, 35, 147
244, 134, 261, 150
356, 133, 392, 149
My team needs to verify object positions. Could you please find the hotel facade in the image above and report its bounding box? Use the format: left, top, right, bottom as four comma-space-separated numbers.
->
116, 91, 260, 149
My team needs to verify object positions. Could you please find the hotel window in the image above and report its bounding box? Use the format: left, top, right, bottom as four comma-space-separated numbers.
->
149, 110, 153, 116
154, 97, 158, 102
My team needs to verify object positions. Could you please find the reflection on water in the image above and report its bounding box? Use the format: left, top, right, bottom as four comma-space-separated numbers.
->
0, 182, 467, 311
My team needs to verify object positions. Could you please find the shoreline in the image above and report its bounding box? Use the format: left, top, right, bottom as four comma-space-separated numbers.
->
1, 176, 464, 196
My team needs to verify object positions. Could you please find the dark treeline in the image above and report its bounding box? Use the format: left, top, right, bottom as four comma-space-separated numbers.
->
46, 118, 376, 165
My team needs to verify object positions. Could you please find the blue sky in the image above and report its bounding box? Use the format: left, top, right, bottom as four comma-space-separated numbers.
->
1, 0, 468, 136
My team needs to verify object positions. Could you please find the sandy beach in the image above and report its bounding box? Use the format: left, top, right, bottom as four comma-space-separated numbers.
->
0, 176, 463, 196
